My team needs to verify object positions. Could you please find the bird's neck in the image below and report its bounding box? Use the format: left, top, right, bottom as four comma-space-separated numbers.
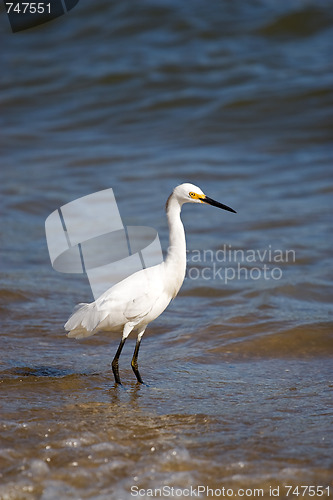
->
164, 194, 187, 293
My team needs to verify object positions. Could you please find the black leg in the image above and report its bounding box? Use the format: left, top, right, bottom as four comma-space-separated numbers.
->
112, 337, 126, 385
131, 337, 144, 384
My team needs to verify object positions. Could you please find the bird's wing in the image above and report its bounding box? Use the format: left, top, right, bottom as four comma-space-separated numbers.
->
65, 264, 166, 337
95, 263, 165, 324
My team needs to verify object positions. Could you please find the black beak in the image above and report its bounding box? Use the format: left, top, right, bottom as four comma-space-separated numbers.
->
200, 196, 236, 213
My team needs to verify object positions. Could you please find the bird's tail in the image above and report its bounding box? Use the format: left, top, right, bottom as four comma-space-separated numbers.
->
64, 302, 104, 339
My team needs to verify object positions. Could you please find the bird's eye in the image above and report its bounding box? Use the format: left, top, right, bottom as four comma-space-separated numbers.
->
189, 192, 195, 198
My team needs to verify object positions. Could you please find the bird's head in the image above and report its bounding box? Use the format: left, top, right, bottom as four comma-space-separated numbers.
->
172, 183, 236, 213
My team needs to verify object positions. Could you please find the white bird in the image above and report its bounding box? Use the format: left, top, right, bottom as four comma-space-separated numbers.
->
65, 183, 236, 385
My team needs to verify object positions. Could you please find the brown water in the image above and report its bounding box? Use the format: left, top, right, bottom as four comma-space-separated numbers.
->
1, 1, 333, 498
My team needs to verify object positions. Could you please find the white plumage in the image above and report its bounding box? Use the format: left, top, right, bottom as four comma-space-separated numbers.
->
65, 183, 236, 384
66, 264, 166, 338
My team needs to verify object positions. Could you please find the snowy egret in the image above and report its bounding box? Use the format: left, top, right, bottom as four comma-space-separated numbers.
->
65, 183, 236, 384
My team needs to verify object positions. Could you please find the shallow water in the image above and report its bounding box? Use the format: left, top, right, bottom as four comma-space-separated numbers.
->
1, 1, 333, 499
